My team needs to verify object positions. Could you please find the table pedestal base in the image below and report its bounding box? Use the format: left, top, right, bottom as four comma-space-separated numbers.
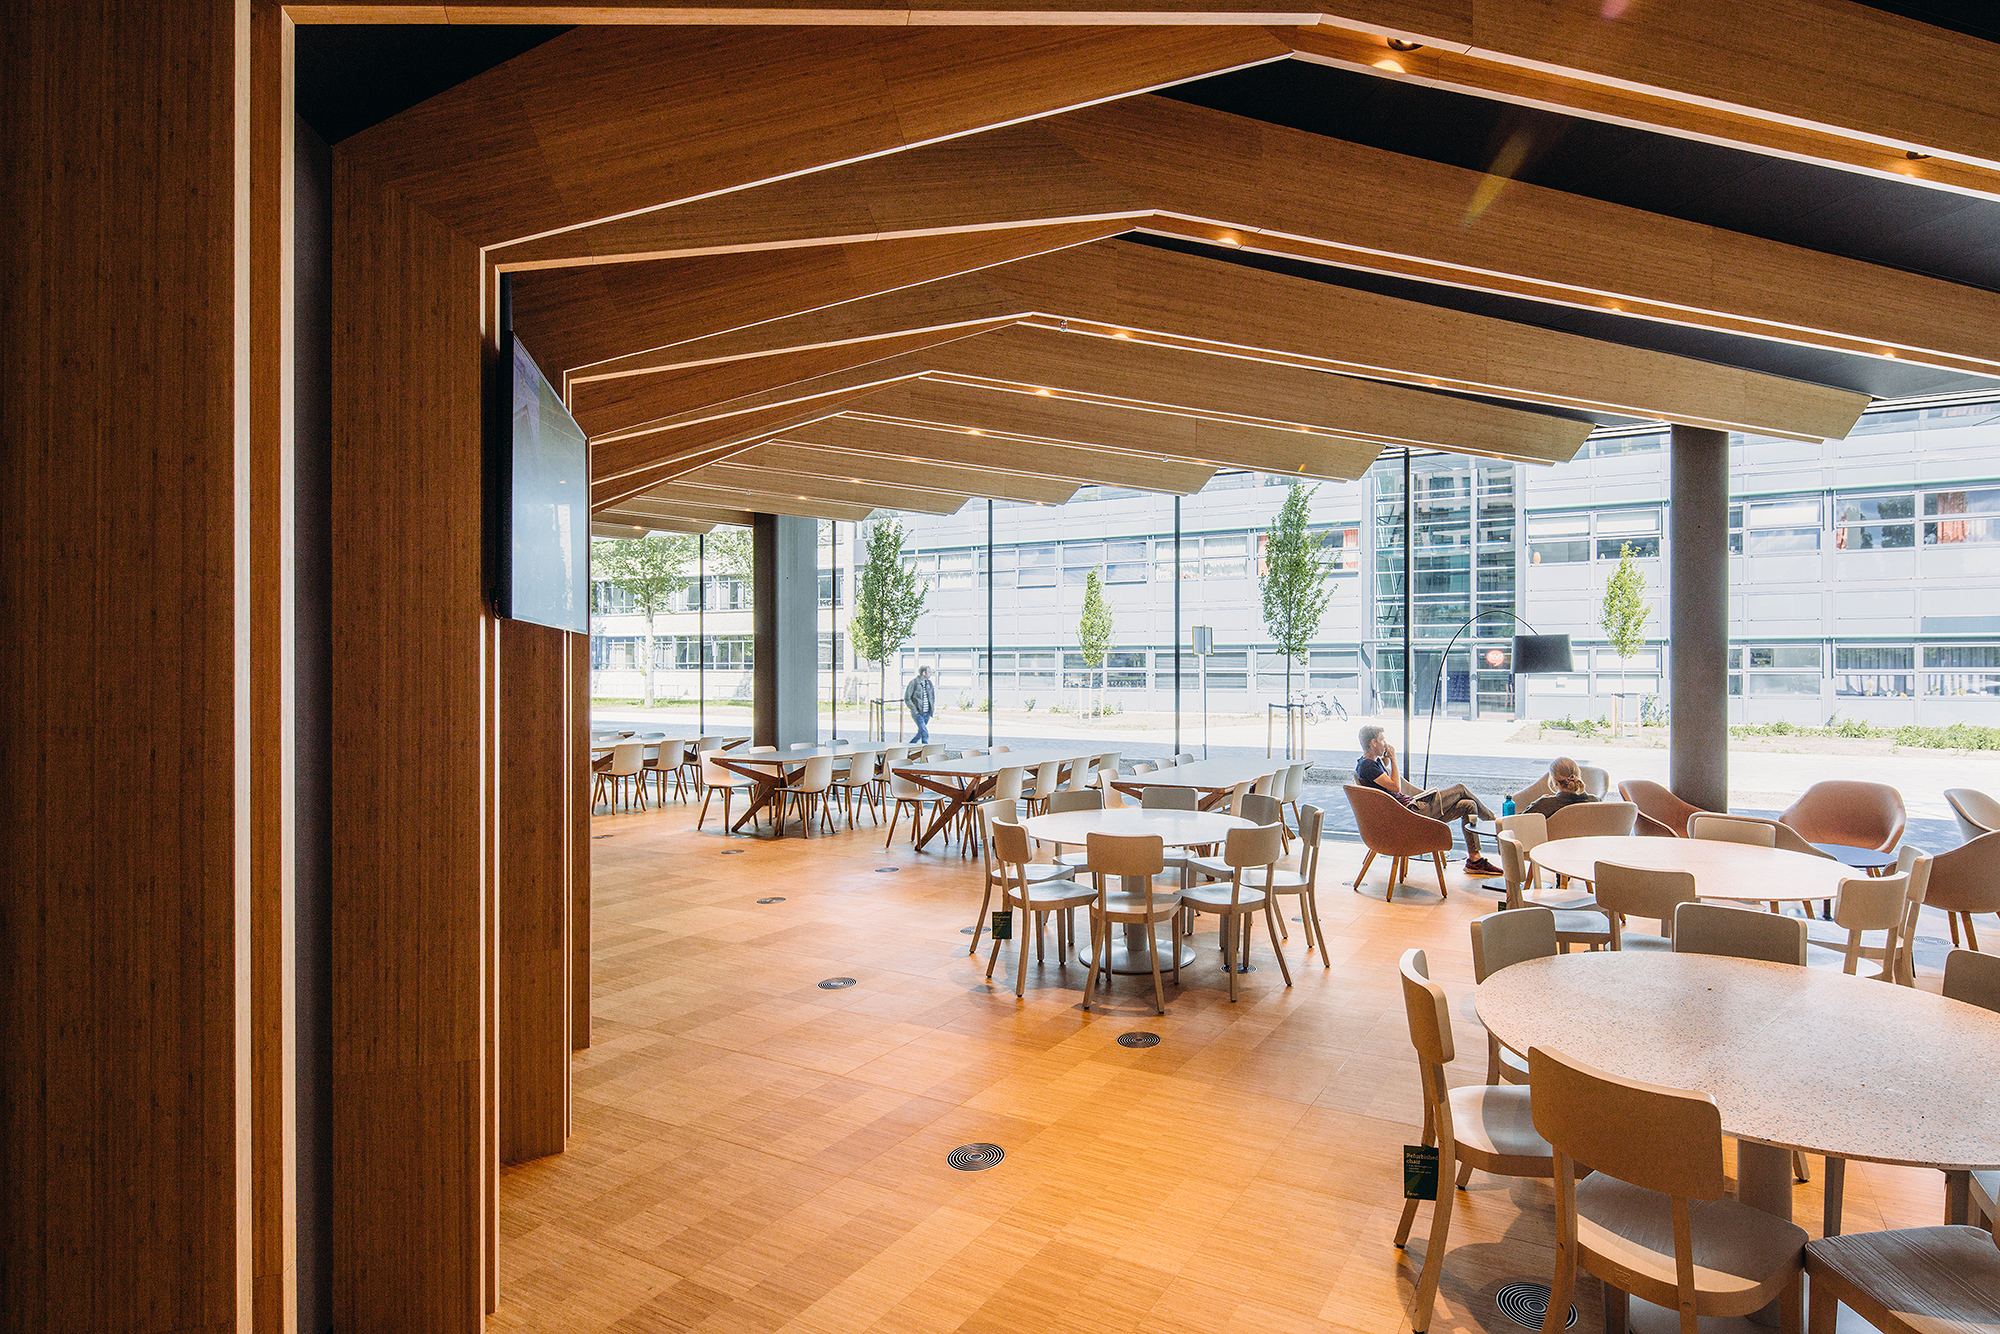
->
1086, 923, 1197, 976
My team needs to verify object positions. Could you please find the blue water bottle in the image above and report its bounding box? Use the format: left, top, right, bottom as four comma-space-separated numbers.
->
1500, 793, 1516, 818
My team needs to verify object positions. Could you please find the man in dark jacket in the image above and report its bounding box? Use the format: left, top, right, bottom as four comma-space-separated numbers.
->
904, 665, 936, 744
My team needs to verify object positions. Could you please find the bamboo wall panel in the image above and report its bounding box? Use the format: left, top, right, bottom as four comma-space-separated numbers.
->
571, 629, 591, 1051
329, 173, 488, 1333
499, 618, 573, 1164
0, 1, 249, 1329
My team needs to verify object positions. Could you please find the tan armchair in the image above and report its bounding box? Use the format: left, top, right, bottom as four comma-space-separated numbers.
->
1618, 779, 1706, 838
1779, 780, 1905, 852
1924, 830, 2000, 951
1946, 787, 2000, 844
1345, 783, 1453, 903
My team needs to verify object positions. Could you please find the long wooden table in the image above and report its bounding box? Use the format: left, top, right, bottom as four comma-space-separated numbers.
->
1110, 757, 1283, 810
710, 744, 862, 836
894, 747, 1099, 852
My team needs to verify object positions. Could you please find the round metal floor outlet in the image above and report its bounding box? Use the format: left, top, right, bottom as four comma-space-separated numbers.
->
1116, 1032, 1161, 1049
947, 1143, 1005, 1172
756, 897, 785, 904
960, 927, 976, 935
818, 977, 857, 990
874, 866, 900, 873
1495, 1282, 1577, 1330
721, 849, 747, 854
593, 834, 612, 839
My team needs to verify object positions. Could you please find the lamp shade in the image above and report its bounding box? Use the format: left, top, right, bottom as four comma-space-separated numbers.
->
1511, 633, 1574, 675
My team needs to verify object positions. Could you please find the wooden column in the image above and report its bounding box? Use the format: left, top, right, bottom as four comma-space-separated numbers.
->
328, 172, 491, 1333
0, 1, 251, 1330
499, 618, 574, 1164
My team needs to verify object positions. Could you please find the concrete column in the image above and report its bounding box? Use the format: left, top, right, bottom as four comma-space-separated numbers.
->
752, 514, 819, 748
1669, 425, 1730, 812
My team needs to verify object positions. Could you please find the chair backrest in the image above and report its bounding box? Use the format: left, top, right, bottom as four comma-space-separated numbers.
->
1029, 760, 1062, 798
1780, 780, 1906, 851
1500, 811, 1549, 855
1618, 778, 1703, 838
1672, 902, 1807, 965
1893, 846, 1932, 982
1345, 783, 1451, 856
795, 755, 835, 792
1399, 948, 1454, 1068
642, 742, 662, 766
1226, 780, 1254, 815
1174, 753, 1196, 765
1923, 830, 2000, 914
1238, 793, 1284, 829
789, 742, 816, 751
1470, 906, 1557, 982
1094, 767, 1125, 807
1064, 756, 1094, 790
659, 740, 687, 769
918, 743, 946, 760
1218, 824, 1285, 904
990, 819, 1043, 897
1130, 760, 1157, 775
1943, 948, 2000, 1014
1546, 800, 1638, 840
1688, 812, 1776, 847
1528, 1045, 1725, 1202
991, 765, 1025, 802
990, 744, 1010, 754
1283, 762, 1309, 802
1295, 804, 1325, 885
1251, 772, 1274, 796
696, 736, 727, 752
889, 770, 924, 798
1509, 772, 1556, 811
1085, 832, 1164, 880
609, 742, 645, 776
1047, 788, 1103, 815
1141, 786, 1197, 811
1593, 860, 1697, 940
1497, 833, 1534, 909
976, 797, 1018, 880
1945, 787, 2000, 842
963, 747, 987, 758
877, 745, 908, 772
1091, 752, 1121, 773
1832, 872, 1908, 932
1769, 819, 1836, 859
699, 753, 739, 787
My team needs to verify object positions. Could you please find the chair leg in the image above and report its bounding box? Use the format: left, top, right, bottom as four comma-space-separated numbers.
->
1016, 907, 1034, 998
1432, 852, 1449, 899
883, 801, 900, 850
984, 912, 1007, 981
1603, 1282, 1630, 1334
1822, 1155, 1845, 1236
1225, 913, 1239, 1003
1410, 1140, 1458, 1334
1966, 913, 1981, 951
697, 787, 714, 830
1145, 918, 1165, 1016
1263, 900, 1292, 985
1306, 890, 1329, 967
1082, 915, 1107, 1011
969, 878, 994, 956
1352, 850, 1376, 892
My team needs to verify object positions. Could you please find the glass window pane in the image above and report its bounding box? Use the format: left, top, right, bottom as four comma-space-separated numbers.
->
1746, 673, 1820, 696
1744, 528, 1819, 554
1106, 540, 1148, 561
1834, 524, 1915, 550
1203, 535, 1246, 556
1017, 545, 1056, 568
1596, 509, 1660, 536
1598, 536, 1660, 559
1837, 494, 1915, 523
1925, 487, 2000, 517
1768, 645, 1818, 669
1925, 518, 2000, 545
1104, 563, 1148, 584
1528, 514, 1590, 538
1749, 500, 1821, 528
1529, 541, 1590, 564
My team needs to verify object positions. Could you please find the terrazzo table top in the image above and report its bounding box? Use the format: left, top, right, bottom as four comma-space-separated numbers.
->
1023, 807, 1251, 849
1476, 951, 2000, 1170
1531, 835, 1853, 903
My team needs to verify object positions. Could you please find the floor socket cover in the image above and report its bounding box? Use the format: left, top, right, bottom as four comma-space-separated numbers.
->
818, 977, 857, 990
1495, 1283, 1577, 1330
1116, 1032, 1161, 1048
947, 1144, 1005, 1171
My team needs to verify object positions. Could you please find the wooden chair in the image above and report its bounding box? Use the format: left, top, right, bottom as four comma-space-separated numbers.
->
1673, 902, 1807, 965
1499, 834, 1610, 952
1468, 906, 1556, 1088
1945, 946, 2000, 1013
1688, 812, 1775, 846
1346, 783, 1452, 902
1140, 786, 1196, 811
984, 821, 1094, 998
1808, 872, 1912, 978
1529, 1045, 1807, 1334
1394, 949, 1553, 1334
1191, 803, 1331, 965
1804, 1227, 2000, 1334
1780, 780, 1905, 853
1081, 833, 1181, 1015
1886, 846, 1933, 985
1043, 788, 1103, 872
1619, 779, 1705, 838
1181, 822, 1290, 1002
1923, 830, 2000, 950
594, 741, 648, 813
1594, 860, 1697, 951
1500, 811, 1550, 887
968, 798, 1078, 956
1545, 800, 1639, 840
694, 752, 753, 832
1279, 761, 1310, 833
1945, 786, 2000, 844
826, 747, 880, 827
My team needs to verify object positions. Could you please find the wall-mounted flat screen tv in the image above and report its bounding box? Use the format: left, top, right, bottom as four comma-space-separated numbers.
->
498, 324, 589, 633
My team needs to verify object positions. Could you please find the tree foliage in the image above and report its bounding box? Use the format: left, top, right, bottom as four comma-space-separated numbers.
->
1259, 484, 1333, 696
1077, 568, 1114, 717
593, 535, 695, 707
848, 520, 927, 715
1599, 542, 1653, 734
702, 526, 752, 580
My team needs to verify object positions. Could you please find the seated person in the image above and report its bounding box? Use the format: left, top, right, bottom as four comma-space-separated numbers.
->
1354, 724, 1500, 875
1526, 757, 1597, 819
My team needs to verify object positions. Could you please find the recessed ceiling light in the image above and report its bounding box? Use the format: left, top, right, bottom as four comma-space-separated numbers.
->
968, 428, 983, 436
1907, 150, 1931, 160
1387, 37, 1424, 51
1035, 388, 1052, 396
1113, 331, 1131, 339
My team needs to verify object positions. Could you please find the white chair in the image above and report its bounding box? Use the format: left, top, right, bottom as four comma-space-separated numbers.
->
1468, 906, 1557, 1088
649, 739, 689, 803
1173, 753, 1196, 766
788, 742, 816, 752
779, 755, 836, 834
1809, 873, 1912, 978
1688, 812, 1777, 846
1500, 834, 1609, 953
827, 748, 880, 827
593, 742, 648, 813
1093, 766, 1127, 808
1043, 789, 1103, 872
1279, 761, 1309, 832
883, 769, 945, 849
874, 745, 910, 803
695, 752, 754, 832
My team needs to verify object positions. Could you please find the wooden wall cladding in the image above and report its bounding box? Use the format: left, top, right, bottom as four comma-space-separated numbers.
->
0, 0, 249, 1330
328, 171, 489, 1331
572, 629, 592, 1052
499, 618, 573, 1164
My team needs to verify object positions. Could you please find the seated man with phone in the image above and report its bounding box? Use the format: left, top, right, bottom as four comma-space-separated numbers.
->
1354, 724, 1500, 876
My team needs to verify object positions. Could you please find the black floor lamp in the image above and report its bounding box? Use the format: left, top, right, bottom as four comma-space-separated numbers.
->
1420, 610, 1574, 789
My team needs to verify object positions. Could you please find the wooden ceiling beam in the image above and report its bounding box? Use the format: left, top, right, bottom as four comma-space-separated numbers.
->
771, 416, 1216, 495
632, 483, 878, 522
575, 96, 1996, 377
599, 500, 757, 527
674, 465, 972, 514
731, 442, 1083, 505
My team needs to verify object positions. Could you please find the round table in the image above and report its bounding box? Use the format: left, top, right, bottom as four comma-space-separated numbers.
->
1813, 842, 1898, 873
1477, 952, 2000, 1228
1022, 807, 1250, 974
1530, 835, 1852, 903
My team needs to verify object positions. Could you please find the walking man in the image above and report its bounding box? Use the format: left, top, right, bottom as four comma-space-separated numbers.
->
1354, 724, 1501, 875
904, 664, 936, 745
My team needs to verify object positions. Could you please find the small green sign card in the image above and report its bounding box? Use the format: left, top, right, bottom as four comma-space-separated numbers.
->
1403, 1145, 1439, 1201
991, 911, 1012, 941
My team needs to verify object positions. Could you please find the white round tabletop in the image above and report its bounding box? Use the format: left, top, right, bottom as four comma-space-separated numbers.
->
1476, 951, 2000, 1170
1022, 807, 1251, 848
1532, 835, 1853, 903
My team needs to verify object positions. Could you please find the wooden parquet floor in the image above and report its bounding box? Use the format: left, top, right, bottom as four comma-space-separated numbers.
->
493, 796, 1950, 1334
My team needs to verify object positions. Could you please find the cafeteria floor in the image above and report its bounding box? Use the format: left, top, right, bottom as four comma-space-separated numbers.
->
492, 799, 1954, 1334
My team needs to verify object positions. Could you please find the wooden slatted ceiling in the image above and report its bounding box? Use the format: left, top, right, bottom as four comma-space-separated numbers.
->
293, 3, 2000, 184
675, 465, 975, 513
545, 96, 2000, 378
772, 416, 1218, 494
730, 443, 1083, 505
590, 517, 714, 536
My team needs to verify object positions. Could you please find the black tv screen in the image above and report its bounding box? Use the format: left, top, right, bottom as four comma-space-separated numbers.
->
500, 331, 589, 633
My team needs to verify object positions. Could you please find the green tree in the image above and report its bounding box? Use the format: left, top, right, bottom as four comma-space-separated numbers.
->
1077, 567, 1114, 718
1259, 483, 1334, 706
592, 535, 695, 707
703, 526, 752, 580
848, 519, 927, 731
1599, 542, 1653, 736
